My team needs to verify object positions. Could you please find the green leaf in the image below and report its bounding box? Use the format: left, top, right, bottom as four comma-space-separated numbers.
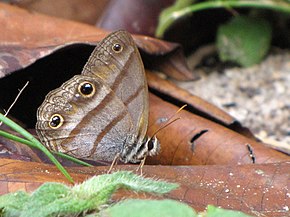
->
216, 15, 272, 67
0, 191, 29, 217
72, 171, 178, 205
156, 0, 290, 38
98, 199, 197, 217
0, 171, 178, 217
206, 205, 253, 217
0, 172, 254, 217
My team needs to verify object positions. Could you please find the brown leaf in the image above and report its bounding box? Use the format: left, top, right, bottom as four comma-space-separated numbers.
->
0, 134, 41, 162
0, 158, 289, 217
0, 4, 289, 216
0, 2, 193, 80
146, 93, 289, 165
0, 2, 288, 166
11, 0, 109, 25
96, 0, 175, 37
1, 63, 286, 167
146, 70, 256, 139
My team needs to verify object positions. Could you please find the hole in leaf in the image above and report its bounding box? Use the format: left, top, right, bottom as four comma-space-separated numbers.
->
190, 130, 208, 151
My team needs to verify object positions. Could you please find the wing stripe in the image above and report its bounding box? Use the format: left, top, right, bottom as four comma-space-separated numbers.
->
111, 51, 134, 92
59, 87, 116, 150
89, 108, 128, 157
124, 84, 144, 106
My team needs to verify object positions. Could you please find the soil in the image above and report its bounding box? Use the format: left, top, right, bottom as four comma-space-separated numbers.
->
176, 48, 290, 152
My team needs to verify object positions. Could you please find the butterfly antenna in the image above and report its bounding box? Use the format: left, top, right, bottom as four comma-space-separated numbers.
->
151, 104, 187, 137
151, 117, 180, 138
173, 104, 187, 116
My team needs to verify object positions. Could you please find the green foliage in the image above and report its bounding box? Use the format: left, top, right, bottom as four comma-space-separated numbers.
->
0, 191, 29, 217
0, 171, 178, 217
0, 171, 254, 216
216, 16, 272, 67
206, 205, 253, 217
156, 0, 290, 38
98, 199, 197, 217
156, 0, 289, 66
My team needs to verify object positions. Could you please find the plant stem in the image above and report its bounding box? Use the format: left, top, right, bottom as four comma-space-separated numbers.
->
0, 129, 93, 167
0, 113, 74, 183
156, 0, 290, 37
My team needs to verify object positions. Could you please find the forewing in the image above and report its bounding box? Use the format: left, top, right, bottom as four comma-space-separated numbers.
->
81, 30, 149, 142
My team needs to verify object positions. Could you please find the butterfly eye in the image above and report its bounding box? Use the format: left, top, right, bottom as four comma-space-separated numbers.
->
147, 139, 154, 151
78, 81, 95, 97
112, 43, 123, 53
49, 114, 64, 129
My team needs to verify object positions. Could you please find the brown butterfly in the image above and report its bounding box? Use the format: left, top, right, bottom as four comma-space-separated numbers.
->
36, 30, 159, 164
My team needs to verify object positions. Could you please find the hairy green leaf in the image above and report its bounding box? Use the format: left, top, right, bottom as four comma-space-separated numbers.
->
0, 171, 178, 217
206, 205, 253, 217
98, 199, 197, 217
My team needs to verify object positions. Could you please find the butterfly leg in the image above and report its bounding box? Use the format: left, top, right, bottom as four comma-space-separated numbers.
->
108, 153, 120, 173
136, 155, 147, 176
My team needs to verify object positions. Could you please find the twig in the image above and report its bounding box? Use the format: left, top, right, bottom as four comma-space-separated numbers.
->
0, 81, 29, 126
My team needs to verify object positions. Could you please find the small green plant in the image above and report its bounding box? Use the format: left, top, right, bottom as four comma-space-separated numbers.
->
0, 171, 178, 217
217, 15, 272, 67
156, 0, 290, 67
0, 171, 253, 217
156, 0, 290, 38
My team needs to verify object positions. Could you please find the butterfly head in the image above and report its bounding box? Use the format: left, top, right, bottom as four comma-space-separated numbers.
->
146, 136, 160, 157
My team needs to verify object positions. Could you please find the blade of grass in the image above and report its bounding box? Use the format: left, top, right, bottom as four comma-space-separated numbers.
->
0, 130, 38, 149
54, 152, 93, 167
0, 129, 93, 167
0, 113, 74, 183
156, 0, 290, 38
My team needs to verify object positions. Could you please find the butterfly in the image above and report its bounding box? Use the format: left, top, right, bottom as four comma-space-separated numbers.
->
36, 30, 160, 164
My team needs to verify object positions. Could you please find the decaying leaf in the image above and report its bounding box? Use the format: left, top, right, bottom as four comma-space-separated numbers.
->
0, 3, 289, 217
0, 159, 289, 217
96, 0, 175, 37
146, 93, 289, 166
0, 2, 193, 80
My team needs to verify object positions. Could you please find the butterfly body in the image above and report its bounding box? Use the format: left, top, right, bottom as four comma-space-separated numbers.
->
36, 30, 159, 163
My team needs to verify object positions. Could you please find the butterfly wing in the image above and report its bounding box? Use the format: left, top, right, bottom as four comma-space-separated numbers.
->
36, 75, 134, 161
81, 30, 149, 145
